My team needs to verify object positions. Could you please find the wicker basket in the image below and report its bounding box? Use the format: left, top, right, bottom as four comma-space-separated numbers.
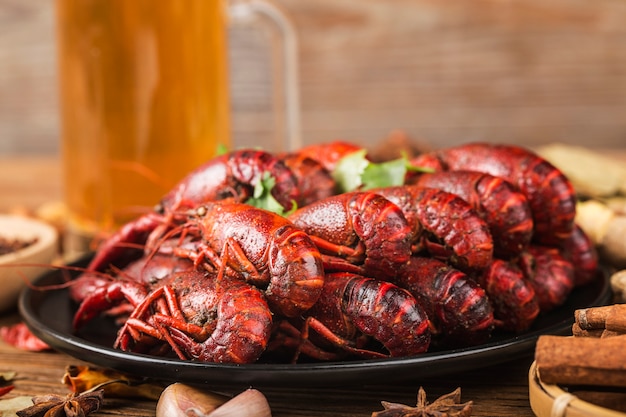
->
529, 361, 626, 417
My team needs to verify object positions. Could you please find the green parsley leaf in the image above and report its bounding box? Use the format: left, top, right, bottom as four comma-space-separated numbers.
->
245, 171, 290, 215
332, 151, 436, 193
361, 157, 408, 190
332, 149, 369, 193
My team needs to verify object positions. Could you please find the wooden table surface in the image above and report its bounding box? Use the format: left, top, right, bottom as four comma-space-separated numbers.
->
0, 153, 613, 417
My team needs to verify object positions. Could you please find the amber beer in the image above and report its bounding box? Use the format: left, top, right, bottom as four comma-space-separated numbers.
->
56, 0, 231, 252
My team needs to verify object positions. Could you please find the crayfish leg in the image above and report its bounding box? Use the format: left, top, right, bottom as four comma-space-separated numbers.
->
320, 254, 367, 275
87, 212, 165, 272
72, 281, 147, 330
268, 320, 344, 363
298, 317, 388, 361
119, 316, 190, 360
112, 286, 169, 349
113, 285, 211, 360
219, 237, 265, 286
309, 236, 366, 264
172, 237, 265, 287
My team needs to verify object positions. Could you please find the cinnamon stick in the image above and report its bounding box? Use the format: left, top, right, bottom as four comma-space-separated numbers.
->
535, 334, 626, 388
572, 322, 622, 338
575, 304, 626, 333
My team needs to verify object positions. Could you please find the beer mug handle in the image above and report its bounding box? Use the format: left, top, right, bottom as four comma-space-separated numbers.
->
228, 0, 302, 152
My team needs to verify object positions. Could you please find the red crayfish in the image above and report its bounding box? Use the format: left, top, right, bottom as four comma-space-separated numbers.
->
86, 149, 305, 273
395, 257, 495, 347
271, 272, 432, 361
278, 151, 337, 206
478, 259, 540, 333
72, 251, 197, 327
561, 224, 599, 287
115, 269, 273, 364
54, 139, 599, 366
290, 140, 365, 173
167, 202, 326, 318
517, 245, 575, 313
158, 148, 300, 213
373, 185, 494, 272
77, 202, 326, 320
287, 191, 413, 280
407, 170, 534, 258
75, 255, 273, 364
410, 142, 577, 245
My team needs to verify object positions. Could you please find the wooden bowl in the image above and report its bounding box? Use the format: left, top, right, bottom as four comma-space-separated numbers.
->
529, 361, 626, 417
0, 214, 58, 312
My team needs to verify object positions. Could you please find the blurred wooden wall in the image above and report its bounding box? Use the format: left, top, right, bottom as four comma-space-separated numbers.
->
1, 0, 625, 155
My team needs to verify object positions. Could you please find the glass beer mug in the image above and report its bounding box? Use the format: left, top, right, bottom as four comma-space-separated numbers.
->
55, 0, 300, 257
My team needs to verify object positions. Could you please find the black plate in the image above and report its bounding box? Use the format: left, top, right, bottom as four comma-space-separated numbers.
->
19, 258, 611, 388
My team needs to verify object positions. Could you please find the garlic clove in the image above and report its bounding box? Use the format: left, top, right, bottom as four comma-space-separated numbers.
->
611, 269, 626, 303
209, 388, 272, 417
156, 382, 229, 417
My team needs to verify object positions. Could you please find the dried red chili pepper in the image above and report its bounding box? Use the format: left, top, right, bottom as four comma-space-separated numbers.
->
0, 385, 14, 397
0, 323, 50, 352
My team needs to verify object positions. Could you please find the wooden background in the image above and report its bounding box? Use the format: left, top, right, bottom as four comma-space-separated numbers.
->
1, 0, 625, 156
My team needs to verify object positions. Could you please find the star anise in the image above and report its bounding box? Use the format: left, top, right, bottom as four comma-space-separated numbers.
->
16, 389, 103, 417
372, 387, 473, 417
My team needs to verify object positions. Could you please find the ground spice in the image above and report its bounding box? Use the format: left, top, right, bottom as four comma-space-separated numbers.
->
0, 236, 37, 256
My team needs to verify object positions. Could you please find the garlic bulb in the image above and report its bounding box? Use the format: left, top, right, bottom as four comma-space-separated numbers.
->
156, 383, 272, 417
156, 383, 228, 417
209, 389, 272, 417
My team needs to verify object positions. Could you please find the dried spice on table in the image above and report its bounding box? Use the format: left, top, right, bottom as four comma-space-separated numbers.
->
0, 385, 14, 397
572, 303, 626, 337
0, 322, 51, 351
16, 389, 104, 417
536, 304, 626, 389
535, 304, 626, 411
11, 365, 167, 417
371, 387, 472, 417
62, 365, 165, 400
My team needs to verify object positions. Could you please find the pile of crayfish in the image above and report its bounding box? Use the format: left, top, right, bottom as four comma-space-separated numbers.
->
68, 141, 599, 364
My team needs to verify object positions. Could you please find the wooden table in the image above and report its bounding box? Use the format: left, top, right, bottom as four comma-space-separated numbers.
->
0, 153, 607, 417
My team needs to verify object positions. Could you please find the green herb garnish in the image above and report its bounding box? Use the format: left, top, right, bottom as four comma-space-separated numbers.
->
332, 150, 434, 192
245, 171, 296, 216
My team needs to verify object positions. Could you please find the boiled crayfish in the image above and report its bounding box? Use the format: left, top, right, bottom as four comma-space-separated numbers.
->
65, 140, 597, 364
